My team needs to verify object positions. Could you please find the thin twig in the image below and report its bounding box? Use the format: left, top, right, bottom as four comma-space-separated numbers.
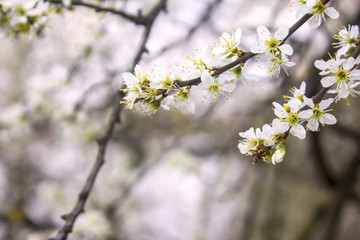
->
48, 1, 167, 239
48, 0, 147, 25
175, 0, 333, 88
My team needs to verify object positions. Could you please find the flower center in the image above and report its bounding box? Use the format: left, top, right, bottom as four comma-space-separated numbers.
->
175, 87, 190, 100
312, 2, 326, 14
265, 37, 280, 53
287, 113, 299, 126
312, 108, 322, 119
209, 82, 221, 93
335, 69, 349, 83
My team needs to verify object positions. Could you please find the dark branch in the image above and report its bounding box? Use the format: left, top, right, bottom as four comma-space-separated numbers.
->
48, 0, 147, 25
175, 0, 333, 88
48, 1, 167, 240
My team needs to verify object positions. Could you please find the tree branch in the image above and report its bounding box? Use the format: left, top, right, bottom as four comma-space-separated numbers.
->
174, 0, 332, 88
48, 0, 149, 25
48, 1, 167, 239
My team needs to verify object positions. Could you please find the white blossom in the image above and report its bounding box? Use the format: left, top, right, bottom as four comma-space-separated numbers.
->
238, 126, 270, 155
306, 0, 339, 28
273, 99, 312, 139
200, 71, 236, 101
289, 0, 312, 18
250, 25, 295, 76
122, 65, 148, 109
213, 28, 242, 61
62, 0, 72, 7
288, 81, 307, 101
264, 118, 289, 146
238, 127, 262, 155
260, 52, 296, 76
316, 56, 360, 101
272, 148, 286, 165
333, 25, 360, 56
303, 98, 337, 131
250, 25, 293, 56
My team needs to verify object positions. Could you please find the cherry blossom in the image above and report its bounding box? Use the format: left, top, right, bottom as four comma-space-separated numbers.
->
303, 98, 337, 131
333, 25, 360, 56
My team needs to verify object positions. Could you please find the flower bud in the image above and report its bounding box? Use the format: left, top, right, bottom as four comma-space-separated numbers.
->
272, 148, 286, 165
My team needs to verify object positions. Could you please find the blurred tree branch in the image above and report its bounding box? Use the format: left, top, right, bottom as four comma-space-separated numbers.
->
48, 0, 156, 25
48, 1, 167, 239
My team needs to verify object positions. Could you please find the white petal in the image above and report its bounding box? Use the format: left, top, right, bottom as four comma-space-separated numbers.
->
307, 118, 319, 131
299, 81, 306, 93
123, 72, 137, 85
212, 46, 224, 55
314, 60, 328, 70
320, 113, 337, 125
290, 124, 306, 139
337, 45, 350, 56
279, 44, 293, 56
338, 82, 349, 99
325, 7, 339, 19
250, 42, 267, 53
246, 128, 257, 139
284, 61, 296, 67
349, 70, 360, 81
186, 101, 195, 113
234, 28, 242, 42
273, 102, 288, 118
220, 33, 231, 46
222, 82, 236, 92
257, 25, 272, 41
238, 143, 251, 154
190, 84, 205, 96
319, 98, 333, 110
288, 98, 302, 112
303, 97, 314, 108
271, 148, 286, 164
275, 26, 289, 41
272, 118, 289, 133
201, 72, 214, 88
342, 57, 355, 70
134, 65, 143, 75
306, 0, 317, 8
321, 76, 337, 88
309, 14, 322, 28
62, 0, 71, 7
350, 25, 359, 38
299, 109, 313, 119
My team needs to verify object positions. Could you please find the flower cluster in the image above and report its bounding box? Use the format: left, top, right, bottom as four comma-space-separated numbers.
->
238, 24, 359, 165
250, 25, 295, 76
0, 0, 60, 37
315, 55, 360, 102
121, 27, 293, 115
120, 1, 357, 166
238, 81, 337, 165
291, 0, 339, 28
333, 25, 360, 56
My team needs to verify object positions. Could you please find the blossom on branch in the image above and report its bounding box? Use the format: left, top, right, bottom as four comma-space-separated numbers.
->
0, 0, 57, 37
333, 25, 360, 56
250, 25, 295, 76
200, 71, 236, 102
315, 56, 360, 102
212, 28, 242, 62
272, 99, 312, 139
290, 0, 339, 28
303, 98, 337, 131
306, 0, 339, 28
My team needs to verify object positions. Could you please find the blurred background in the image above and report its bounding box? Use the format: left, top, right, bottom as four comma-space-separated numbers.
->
0, 0, 359, 239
